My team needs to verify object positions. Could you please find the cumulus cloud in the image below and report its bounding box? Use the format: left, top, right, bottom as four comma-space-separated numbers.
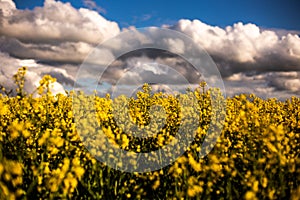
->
0, 0, 119, 44
266, 71, 300, 93
110, 56, 200, 85
172, 19, 300, 76
0, 0, 119, 94
0, 0, 16, 16
225, 71, 300, 99
76, 27, 219, 96
0, 37, 96, 63
98, 49, 202, 85
0, 0, 119, 66
0, 0, 299, 99
0, 52, 74, 96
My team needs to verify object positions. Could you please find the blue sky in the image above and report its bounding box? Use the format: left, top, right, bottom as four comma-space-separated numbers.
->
13, 0, 300, 30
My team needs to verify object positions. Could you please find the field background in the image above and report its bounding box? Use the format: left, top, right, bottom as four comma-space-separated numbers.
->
0, 68, 299, 199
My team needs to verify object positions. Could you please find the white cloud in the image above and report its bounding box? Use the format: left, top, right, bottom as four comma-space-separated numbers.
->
225, 71, 300, 98
0, 1, 299, 99
0, 0, 119, 44
0, 0, 120, 65
0, 0, 16, 16
0, 52, 74, 96
0, 0, 119, 95
266, 71, 300, 93
172, 19, 300, 75
0, 37, 97, 63
116, 59, 191, 85
163, 38, 185, 54
83, 0, 106, 13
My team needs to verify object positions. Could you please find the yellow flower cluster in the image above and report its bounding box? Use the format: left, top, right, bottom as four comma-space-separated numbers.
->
0, 68, 299, 199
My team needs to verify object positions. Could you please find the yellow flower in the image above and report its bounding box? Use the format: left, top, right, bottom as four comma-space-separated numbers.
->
49, 178, 59, 192
62, 158, 70, 171
10, 162, 23, 175
22, 130, 30, 138
10, 130, 19, 140
73, 166, 85, 179
253, 180, 259, 192
72, 157, 80, 166
266, 142, 277, 153
44, 165, 51, 174
175, 167, 183, 176
152, 179, 160, 190
38, 129, 50, 146
38, 175, 43, 185
0, 164, 3, 175
188, 155, 201, 172
268, 190, 276, 199
262, 177, 268, 188
187, 188, 196, 197
194, 185, 203, 193
121, 134, 129, 149
245, 191, 257, 200
211, 163, 221, 172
